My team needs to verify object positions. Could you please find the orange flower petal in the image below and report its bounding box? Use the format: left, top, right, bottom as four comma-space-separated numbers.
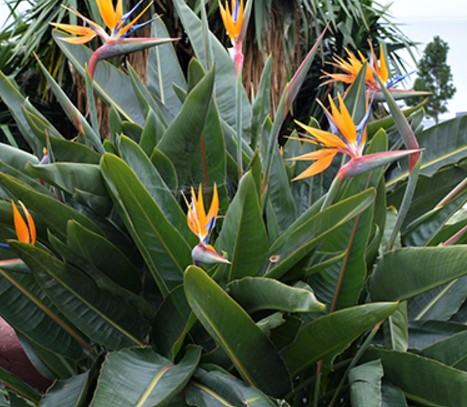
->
12, 201, 30, 244
59, 33, 97, 44
97, 0, 118, 29
295, 121, 348, 150
18, 201, 36, 245
206, 184, 219, 227
50, 22, 95, 36
292, 151, 338, 181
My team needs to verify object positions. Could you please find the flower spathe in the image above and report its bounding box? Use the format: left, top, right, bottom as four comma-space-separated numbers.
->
12, 201, 36, 245
51, 1, 176, 78
187, 184, 230, 266
289, 93, 421, 180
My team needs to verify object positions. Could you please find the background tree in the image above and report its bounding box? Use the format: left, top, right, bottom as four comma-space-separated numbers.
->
414, 35, 456, 123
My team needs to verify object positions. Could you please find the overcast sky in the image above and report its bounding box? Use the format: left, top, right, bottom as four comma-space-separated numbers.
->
385, 0, 467, 117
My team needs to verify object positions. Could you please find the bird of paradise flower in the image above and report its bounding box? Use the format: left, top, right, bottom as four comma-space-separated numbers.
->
219, 0, 245, 76
186, 184, 230, 266
289, 94, 421, 181
0, 201, 36, 249
322, 41, 417, 93
51, 0, 177, 78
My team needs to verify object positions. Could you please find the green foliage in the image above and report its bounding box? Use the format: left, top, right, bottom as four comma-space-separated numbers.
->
0, 2, 465, 407
413, 36, 457, 123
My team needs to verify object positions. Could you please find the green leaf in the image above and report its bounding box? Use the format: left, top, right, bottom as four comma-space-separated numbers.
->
387, 114, 467, 187
0, 367, 40, 404
421, 330, 467, 368
384, 302, 408, 352
265, 189, 374, 279
26, 163, 107, 197
184, 266, 291, 397
283, 302, 398, 375
0, 143, 38, 170
186, 368, 278, 407
34, 55, 103, 153
0, 71, 59, 155
139, 109, 166, 157
147, 19, 185, 118
152, 286, 195, 360
157, 67, 214, 185
66, 220, 142, 294
48, 137, 101, 164
0, 264, 88, 359
101, 154, 192, 297
369, 246, 467, 301
408, 276, 467, 322
173, 0, 252, 132
251, 56, 272, 149
381, 383, 408, 407
227, 277, 326, 313
11, 242, 148, 350
117, 135, 191, 241
364, 348, 467, 406
40, 371, 89, 407
53, 31, 145, 125
89, 346, 201, 407
387, 162, 467, 227
349, 360, 383, 407
216, 172, 268, 280
408, 320, 467, 349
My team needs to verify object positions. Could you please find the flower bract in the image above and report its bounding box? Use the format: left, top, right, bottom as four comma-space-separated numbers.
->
12, 201, 36, 245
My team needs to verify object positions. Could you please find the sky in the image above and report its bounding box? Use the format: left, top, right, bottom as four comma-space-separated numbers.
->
0, 1, 466, 116
385, 0, 467, 117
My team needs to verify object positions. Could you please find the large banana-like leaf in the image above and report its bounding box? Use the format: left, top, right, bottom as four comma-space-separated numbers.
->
52, 31, 145, 125
157, 66, 214, 186
11, 242, 149, 350
0, 261, 88, 359
186, 369, 278, 407
48, 138, 101, 164
0, 367, 41, 405
26, 163, 107, 198
0, 143, 38, 170
387, 162, 467, 227
262, 120, 297, 233
349, 360, 384, 407
184, 266, 292, 397
147, 19, 186, 118
421, 330, 467, 369
283, 302, 398, 375
369, 246, 467, 301
408, 276, 467, 322
226, 277, 326, 313
151, 286, 195, 360
40, 371, 89, 407
89, 346, 201, 407
173, 0, 252, 133
101, 154, 192, 297
387, 114, 467, 187
116, 135, 192, 242
0, 71, 60, 155
66, 221, 142, 294
216, 172, 268, 280
264, 189, 374, 279
364, 348, 467, 406
0, 160, 51, 198
34, 56, 103, 153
